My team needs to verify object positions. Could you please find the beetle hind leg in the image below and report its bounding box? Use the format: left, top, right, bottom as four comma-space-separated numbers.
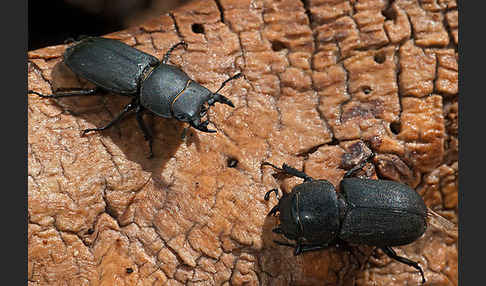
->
380, 246, 426, 284
82, 100, 137, 136
29, 88, 100, 98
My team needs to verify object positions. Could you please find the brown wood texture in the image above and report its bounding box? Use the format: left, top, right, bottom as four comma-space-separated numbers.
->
28, 0, 458, 285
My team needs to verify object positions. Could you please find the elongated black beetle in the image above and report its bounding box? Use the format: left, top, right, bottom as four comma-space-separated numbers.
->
29, 37, 242, 157
262, 154, 427, 283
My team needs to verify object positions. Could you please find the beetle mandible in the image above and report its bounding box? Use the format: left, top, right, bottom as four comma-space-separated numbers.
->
29, 37, 242, 157
262, 153, 427, 283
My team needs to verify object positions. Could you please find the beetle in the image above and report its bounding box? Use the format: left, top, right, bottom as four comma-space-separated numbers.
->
262, 153, 427, 283
29, 37, 242, 157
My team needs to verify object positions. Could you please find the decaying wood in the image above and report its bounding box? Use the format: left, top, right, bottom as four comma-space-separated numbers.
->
28, 0, 458, 285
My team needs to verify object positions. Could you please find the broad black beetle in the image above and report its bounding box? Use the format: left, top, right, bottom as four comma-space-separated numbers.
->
29, 37, 242, 157
262, 153, 427, 283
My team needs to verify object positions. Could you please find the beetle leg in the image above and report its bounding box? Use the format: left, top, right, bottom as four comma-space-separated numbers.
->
262, 162, 314, 182
272, 227, 283, 234
162, 41, 187, 64
82, 100, 137, 136
273, 240, 328, 255
343, 152, 376, 178
264, 188, 280, 201
267, 205, 280, 216
29, 88, 100, 98
273, 240, 295, 248
295, 244, 328, 255
199, 105, 208, 117
135, 106, 154, 158
380, 246, 426, 284
191, 119, 216, 133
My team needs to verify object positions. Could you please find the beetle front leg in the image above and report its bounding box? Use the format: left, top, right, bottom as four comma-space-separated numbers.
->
190, 118, 216, 133
343, 152, 376, 178
262, 162, 314, 182
380, 246, 425, 284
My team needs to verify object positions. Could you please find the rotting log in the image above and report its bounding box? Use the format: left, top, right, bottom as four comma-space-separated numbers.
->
28, 0, 458, 285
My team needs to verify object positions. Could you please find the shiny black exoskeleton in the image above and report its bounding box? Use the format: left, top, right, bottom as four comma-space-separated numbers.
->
262, 154, 427, 283
29, 37, 241, 157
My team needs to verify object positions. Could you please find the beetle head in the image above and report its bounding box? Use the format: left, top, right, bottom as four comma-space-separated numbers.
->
172, 83, 234, 133
265, 191, 302, 241
277, 193, 303, 241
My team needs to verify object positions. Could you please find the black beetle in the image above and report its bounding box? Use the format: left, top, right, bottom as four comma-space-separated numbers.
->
262, 153, 427, 283
29, 37, 242, 157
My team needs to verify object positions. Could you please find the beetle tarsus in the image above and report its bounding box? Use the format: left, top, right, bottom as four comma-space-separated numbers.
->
381, 246, 426, 284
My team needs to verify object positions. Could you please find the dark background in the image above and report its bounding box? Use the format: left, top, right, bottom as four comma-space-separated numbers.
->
28, 0, 189, 50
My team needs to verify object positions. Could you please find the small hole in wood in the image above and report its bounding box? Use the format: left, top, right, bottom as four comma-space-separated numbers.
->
271, 40, 286, 52
390, 121, 401, 135
374, 52, 386, 64
382, 7, 397, 21
362, 86, 372, 94
192, 23, 205, 34
227, 157, 238, 168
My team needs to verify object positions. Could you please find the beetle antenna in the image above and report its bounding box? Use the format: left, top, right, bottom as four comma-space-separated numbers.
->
214, 73, 242, 94
162, 41, 187, 64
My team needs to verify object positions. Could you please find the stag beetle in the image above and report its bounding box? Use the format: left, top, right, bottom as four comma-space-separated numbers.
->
29, 37, 242, 157
262, 153, 427, 283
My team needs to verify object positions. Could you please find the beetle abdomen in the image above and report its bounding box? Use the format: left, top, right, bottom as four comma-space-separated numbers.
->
339, 178, 427, 246
140, 64, 191, 118
340, 208, 426, 246
64, 37, 159, 94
